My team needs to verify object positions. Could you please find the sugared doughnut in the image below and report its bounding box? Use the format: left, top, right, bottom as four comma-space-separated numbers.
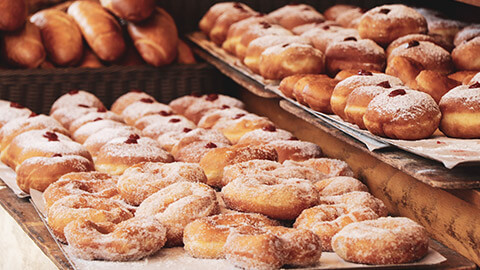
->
222, 175, 319, 220
222, 15, 272, 55
452, 36, 480, 71
83, 126, 140, 157
132, 111, 174, 130
50, 90, 104, 114
47, 194, 133, 242
388, 40, 454, 74
156, 129, 193, 152
357, 4, 427, 45
117, 162, 207, 206
267, 140, 323, 163
68, 110, 123, 133
237, 126, 294, 145
314, 176, 368, 196
199, 143, 278, 187
111, 90, 155, 115
183, 213, 279, 259
0, 102, 33, 128
344, 85, 389, 129
449, 71, 479, 85
294, 204, 378, 251
469, 72, 480, 84
65, 217, 167, 261
414, 70, 460, 103
121, 98, 172, 125
453, 24, 480, 47
136, 182, 220, 246
335, 7, 364, 28
50, 104, 99, 130
319, 191, 388, 217
291, 21, 340, 35
283, 158, 354, 179
243, 35, 309, 74
209, 3, 256, 46
0, 114, 68, 152
386, 34, 453, 57
199, 2, 238, 35
170, 128, 231, 163
324, 4, 359, 21
363, 88, 441, 140
72, 119, 125, 144
43, 171, 119, 210
278, 74, 308, 99
294, 74, 339, 113
259, 43, 325, 80
16, 155, 94, 193
303, 27, 359, 53
267, 4, 325, 30
417, 8, 466, 45
141, 115, 196, 140
95, 134, 174, 175
1, 130, 92, 170
330, 71, 403, 120
332, 217, 429, 264
439, 83, 480, 138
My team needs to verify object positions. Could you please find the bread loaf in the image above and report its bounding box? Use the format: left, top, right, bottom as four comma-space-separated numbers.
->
0, 0, 27, 31
100, 0, 155, 22
78, 48, 104, 68
2, 21, 46, 68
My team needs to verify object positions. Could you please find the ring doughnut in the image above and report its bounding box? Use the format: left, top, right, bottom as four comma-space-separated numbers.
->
314, 176, 368, 196
283, 158, 354, 178
319, 191, 388, 217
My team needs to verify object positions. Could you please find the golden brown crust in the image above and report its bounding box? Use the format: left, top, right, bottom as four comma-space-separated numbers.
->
448, 71, 478, 85
452, 36, 480, 71
209, 3, 256, 46
111, 91, 155, 115
324, 5, 359, 21
385, 56, 424, 88
2, 21, 46, 68
100, 0, 155, 22
386, 33, 453, 57
295, 74, 339, 113
177, 40, 196, 64
279, 74, 308, 99
415, 70, 460, 103
0, 0, 26, 31
267, 4, 325, 30
344, 86, 387, 129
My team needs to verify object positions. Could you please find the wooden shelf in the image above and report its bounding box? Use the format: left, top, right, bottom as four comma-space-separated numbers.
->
455, 0, 480, 7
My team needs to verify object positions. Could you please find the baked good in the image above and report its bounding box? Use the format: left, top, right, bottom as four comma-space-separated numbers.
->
454, 24, 480, 47
314, 176, 368, 196
469, 72, 480, 84
237, 126, 294, 145
16, 155, 94, 193
344, 85, 389, 129
68, 110, 123, 133
357, 4, 427, 45
133, 112, 175, 130
72, 119, 125, 144
324, 5, 359, 21
111, 90, 155, 115
95, 134, 174, 175
136, 182, 220, 246
82, 126, 139, 157
363, 88, 441, 140
117, 162, 207, 206
65, 217, 166, 261
50, 90, 104, 114
294, 204, 378, 251
385, 55, 424, 88
294, 74, 339, 113
283, 158, 354, 179
30, 9, 83, 66
2, 21, 45, 68
332, 217, 429, 264
278, 74, 307, 99
267, 4, 325, 30
386, 34, 452, 57
177, 39, 196, 64
100, 0, 155, 22
141, 115, 196, 140
50, 105, 99, 131
439, 83, 480, 138
78, 48, 103, 68
155, 129, 193, 152
414, 70, 460, 103
222, 15, 272, 54
127, 8, 179, 67
330, 72, 403, 120
452, 36, 480, 71
448, 71, 478, 85
209, 3, 256, 46
0, 0, 26, 31
416, 8, 466, 45
199, 143, 278, 187
0, 102, 33, 129
68, 1, 126, 61
199, 2, 240, 35
267, 140, 323, 163
291, 20, 340, 35
121, 98, 172, 125
319, 191, 388, 217
335, 7, 364, 28
259, 43, 325, 80
303, 27, 360, 53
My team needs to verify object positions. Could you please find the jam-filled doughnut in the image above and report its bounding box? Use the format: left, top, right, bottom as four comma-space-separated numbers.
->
83, 126, 140, 157
117, 162, 207, 206
454, 24, 480, 47
386, 34, 453, 57
293, 74, 339, 113
222, 15, 273, 55
324, 4, 359, 21
68, 110, 123, 133
335, 7, 364, 28
414, 70, 460, 103
344, 85, 389, 129
291, 20, 340, 35
439, 83, 480, 138
452, 36, 480, 71
267, 4, 325, 30
209, 3, 257, 46
363, 88, 441, 140
416, 8, 466, 45
65, 217, 167, 261
332, 217, 429, 264
141, 115, 196, 140
72, 119, 126, 144
111, 90, 155, 115
50, 104, 98, 130
357, 4, 427, 45
319, 191, 389, 217
132, 111, 174, 130
314, 176, 368, 196
50, 90, 104, 114
303, 27, 360, 53
278, 74, 308, 99
267, 139, 323, 163
95, 134, 174, 175
237, 126, 294, 145
0, 102, 33, 128
199, 2, 240, 35
121, 98, 172, 125
136, 182, 220, 246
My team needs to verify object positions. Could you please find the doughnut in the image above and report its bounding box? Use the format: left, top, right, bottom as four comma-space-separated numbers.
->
170, 128, 231, 163
222, 175, 319, 220
294, 204, 378, 251
43, 171, 119, 210
448, 71, 479, 85
414, 70, 460, 103
453, 24, 480, 47
385, 55, 424, 88
319, 191, 389, 217
117, 162, 207, 206
357, 4, 427, 45
330, 71, 403, 120
199, 2, 239, 35
267, 140, 323, 163
111, 90, 155, 115
452, 36, 480, 71
50, 104, 98, 130
314, 176, 368, 196
222, 15, 272, 55
72, 119, 126, 144
344, 85, 389, 129
95, 134, 174, 175
283, 158, 354, 179
64, 217, 167, 261
47, 194, 133, 242
294, 74, 339, 113
324, 5, 359, 21
136, 182, 219, 246
335, 7, 364, 28
386, 34, 453, 57
417, 8, 466, 45
83, 126, 140, 157
363, 88, 441, 140
199, 143, 278, 187
1, 130, 92, 170
237, 126, 294, 145
388, 40, 454, 74
278, 74, 307, 99
291, 20, 340, 35
267, 4, 325, 30
439, 83, 480, 138
50, 90, 104, 114
68, 110, 123, 133
121, 98, 172, 125
155, 129, 193, 152
259, 43, 325, 80
303, 27, 359, 53
469, 72, 480, 84
141, 115, 196, 140
183, 213, 279, 259
132, 111, 174, 130
243, 35, 310, 74
208, 3, 256, 46
0, 114, 68, 153
0, 102, 33, 128
332, 217, 429, 264
16, 155, 94, 194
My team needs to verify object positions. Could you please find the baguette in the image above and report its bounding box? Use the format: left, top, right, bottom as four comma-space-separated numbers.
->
100, 0, 155, 22
2, 21, 46, 68
0, 0, 27, 31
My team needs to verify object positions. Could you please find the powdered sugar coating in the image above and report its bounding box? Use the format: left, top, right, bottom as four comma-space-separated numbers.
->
50, 90, 104, 113
142, 116, 196, 140
121, 101, 172, 125
111, 91, 155, 115
470, 72, 480, 84
51, 105, 98, 129
267, 140, 323, 163
69, 111, 123, 133
319, 191, 388, 217
303, 27, 359, 52
0, 103, 33, 127
314, 176, 369, 196
440, 84, 480, 110
284, 158, 354, 178
261, 42, 316, 57
245, 35, 310, 56
267, 4, 325, 30
361, 4, 426, 24
454, 24, 480, 46
336, 73, 403, 90
184, 95, 246, 124
326, 38, 385, 57
388, 41, 453, 73
134, 113, 177, 130
171, 128, 231, 163
237, 128, 293, 145
83, 126, 139, 157
72, 119, 126, 144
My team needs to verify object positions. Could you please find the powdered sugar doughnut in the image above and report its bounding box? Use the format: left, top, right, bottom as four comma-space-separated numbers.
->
386, 34, 453, 57
133, 111, 174, 130
72, 119, 125, 144
291, 21, 340, 35
336, 7, 364, 28
117, 162, 207, 205
141, 115, 196, 140
68, 110, 123, 133
452, 36, 480, 71
454, 24, 480, 47
65, 217, 167, 261
156, 129, 193, 152
199, 2, 240, 35
0, 102, 33, 128
344, 85, 389, 129
267, 4, 325, 30
314, 176, 368, 196
294, 74, 339, 113
50, 104, 98, 130
324, 5, 359, 21
237, 126, 294, 145
319, 191, 388, 217
121, 98, 172, 125
136, 182, 220, 246
171, 128, 231, 163
267, 140, 323, 163
111, 90, 155, 115
208, 3, 256, 46
332, 217, 429, 264
302, 27, 359, 53
83, 126, 140, 157
183, 94, 246, 124
222, 15, 273, 55
50, 90, 104, 114
283, 158, 354, 178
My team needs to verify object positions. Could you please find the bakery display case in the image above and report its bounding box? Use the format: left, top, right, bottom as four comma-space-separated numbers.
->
1, 0, 480, 269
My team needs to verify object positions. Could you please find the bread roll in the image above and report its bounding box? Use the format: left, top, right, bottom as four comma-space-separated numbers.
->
2, 21, 46, 68
68, 1, 126, 62
78, 48, 104, 68
177, 40, 196, 64
0, 0, 27, 31
127, 8, 178, 67
30, 9, 83, 66
100, 0, 155, 22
